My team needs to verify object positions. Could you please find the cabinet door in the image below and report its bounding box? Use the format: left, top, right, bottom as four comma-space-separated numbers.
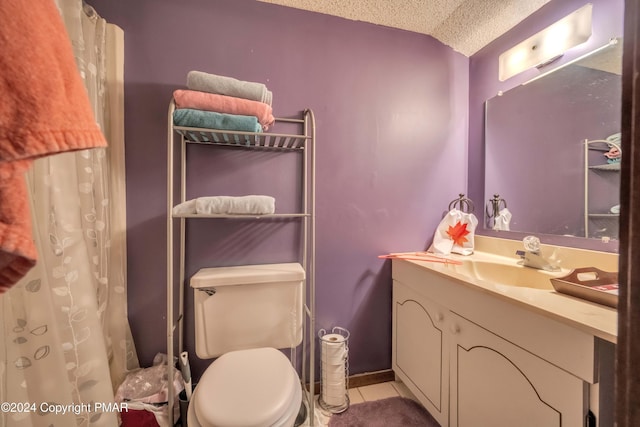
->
392, 280, 448, 426
450, 313, 587, 427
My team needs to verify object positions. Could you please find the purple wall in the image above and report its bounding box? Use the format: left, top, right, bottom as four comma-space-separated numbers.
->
469, 0, 624, 251
87, 0, 469, 378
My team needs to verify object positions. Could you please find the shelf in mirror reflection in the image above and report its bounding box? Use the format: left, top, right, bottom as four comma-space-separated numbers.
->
589, 163, 620, 171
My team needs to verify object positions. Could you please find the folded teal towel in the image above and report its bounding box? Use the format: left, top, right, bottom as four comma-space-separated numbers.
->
173, 108, 262, 133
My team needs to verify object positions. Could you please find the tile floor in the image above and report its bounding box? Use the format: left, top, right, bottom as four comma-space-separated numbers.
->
348, 380, 415, 404
304, 380, 418, 426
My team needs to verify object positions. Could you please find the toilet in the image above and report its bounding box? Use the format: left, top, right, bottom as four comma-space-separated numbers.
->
186, 263, 306, 427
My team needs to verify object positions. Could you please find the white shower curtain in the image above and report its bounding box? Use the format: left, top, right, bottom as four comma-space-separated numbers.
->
0, 2, 139, 426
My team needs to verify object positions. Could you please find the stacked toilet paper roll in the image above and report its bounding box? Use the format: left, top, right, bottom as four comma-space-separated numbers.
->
320, 332, 348, 407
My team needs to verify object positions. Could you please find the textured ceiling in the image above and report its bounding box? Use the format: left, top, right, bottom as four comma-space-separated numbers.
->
257, 0, 553, 56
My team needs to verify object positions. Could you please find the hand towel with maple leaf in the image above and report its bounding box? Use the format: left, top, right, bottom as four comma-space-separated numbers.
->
429, 209, 478, 255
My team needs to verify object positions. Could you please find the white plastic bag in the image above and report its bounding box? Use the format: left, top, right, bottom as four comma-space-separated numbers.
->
429, 209, 478, 255
115, 353, 184, 427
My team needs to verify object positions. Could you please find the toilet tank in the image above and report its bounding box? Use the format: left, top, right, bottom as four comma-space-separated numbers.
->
190, 263, 305, 359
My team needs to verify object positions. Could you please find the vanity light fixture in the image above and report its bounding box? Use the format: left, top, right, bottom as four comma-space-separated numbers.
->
498, 3, 593, 81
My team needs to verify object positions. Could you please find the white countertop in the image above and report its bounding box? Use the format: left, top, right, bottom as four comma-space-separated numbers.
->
395, 243, 617, 344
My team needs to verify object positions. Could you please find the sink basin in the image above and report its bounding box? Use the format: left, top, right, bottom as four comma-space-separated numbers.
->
451, 259, 565, 290
392, 250, 569, 290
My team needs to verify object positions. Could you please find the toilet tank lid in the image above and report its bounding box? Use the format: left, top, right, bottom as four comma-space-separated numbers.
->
190, 262, 305, 289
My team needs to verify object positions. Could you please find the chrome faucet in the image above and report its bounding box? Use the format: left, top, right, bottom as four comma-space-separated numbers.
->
516, 236, 560, 271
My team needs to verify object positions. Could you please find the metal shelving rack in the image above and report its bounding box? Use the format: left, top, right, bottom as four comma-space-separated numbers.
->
166, 99, 316, 426
584, 138, 620, 238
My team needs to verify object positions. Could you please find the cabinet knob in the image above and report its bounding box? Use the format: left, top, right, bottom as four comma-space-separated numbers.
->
435, 313, 444, 322
450, 324, 461, 334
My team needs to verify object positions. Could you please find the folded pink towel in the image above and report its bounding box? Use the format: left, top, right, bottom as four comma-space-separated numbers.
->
173, 89, 275, 131
0, 0, 107, 290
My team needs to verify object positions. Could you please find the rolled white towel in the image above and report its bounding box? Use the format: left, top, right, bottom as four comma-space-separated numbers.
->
196, 195, 275, 215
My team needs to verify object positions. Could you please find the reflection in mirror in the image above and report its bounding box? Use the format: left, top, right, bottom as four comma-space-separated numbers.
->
484, 39, 622, 241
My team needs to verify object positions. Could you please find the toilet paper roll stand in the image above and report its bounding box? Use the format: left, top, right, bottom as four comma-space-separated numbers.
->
318, 326, 350, 414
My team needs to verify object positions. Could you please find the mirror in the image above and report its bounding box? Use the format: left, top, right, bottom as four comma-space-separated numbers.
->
484, 39, 622, 240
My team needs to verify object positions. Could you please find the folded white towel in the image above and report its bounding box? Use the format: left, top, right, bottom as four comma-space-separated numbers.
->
492, 208, 512, 231
197, 195, 275, 215
172, 199, 197, 215
429, 209, 478, 256
173, 196, 275, 216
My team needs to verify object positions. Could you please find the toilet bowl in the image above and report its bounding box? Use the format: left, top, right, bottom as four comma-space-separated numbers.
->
188, 264, 306, 427
187, 347, 302, 427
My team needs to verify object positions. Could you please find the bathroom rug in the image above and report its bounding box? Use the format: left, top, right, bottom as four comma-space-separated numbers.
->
327, 396, 440, 427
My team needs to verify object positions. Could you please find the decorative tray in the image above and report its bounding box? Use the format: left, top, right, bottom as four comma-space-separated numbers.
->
550, 267, 618, 308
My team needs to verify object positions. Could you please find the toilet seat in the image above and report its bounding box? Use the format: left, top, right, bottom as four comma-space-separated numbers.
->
189, 347, 302, 427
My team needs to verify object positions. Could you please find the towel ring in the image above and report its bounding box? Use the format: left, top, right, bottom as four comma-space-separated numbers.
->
448, 194, 474, 214
485, 195, 507, 229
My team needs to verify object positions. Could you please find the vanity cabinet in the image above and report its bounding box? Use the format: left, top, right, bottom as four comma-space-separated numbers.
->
449, 313, 585, 427
392, 259, 602, 427
392, 280, 449, 426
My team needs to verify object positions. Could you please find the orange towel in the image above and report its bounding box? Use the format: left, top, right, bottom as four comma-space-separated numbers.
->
173, 89, 276, 131
0, 0, 107, 290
